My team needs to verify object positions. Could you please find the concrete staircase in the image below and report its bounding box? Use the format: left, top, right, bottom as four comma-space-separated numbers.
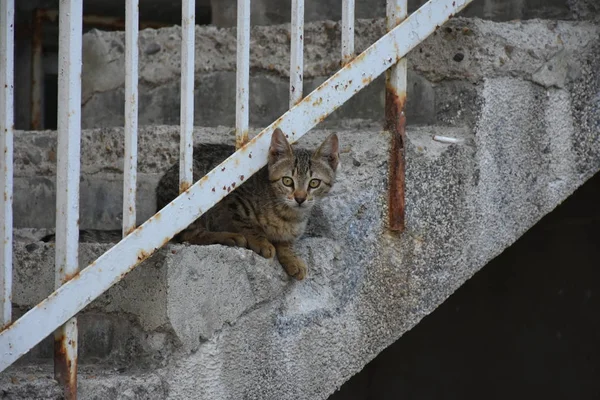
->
2, 10, 600, 400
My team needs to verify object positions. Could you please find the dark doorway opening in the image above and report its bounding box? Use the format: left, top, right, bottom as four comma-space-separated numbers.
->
43, 74, 58, 130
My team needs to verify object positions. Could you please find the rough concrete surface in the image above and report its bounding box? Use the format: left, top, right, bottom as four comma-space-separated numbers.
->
80, 18, 598, 128
2, 14, 600, 400
1, 364, 167, 400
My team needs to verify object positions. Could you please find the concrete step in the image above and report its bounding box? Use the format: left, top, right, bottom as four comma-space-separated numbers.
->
78, 17, 598, 129
0, 363, 166, 399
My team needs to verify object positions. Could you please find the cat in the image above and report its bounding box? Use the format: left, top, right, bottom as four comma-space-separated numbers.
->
156, 128, 339, 280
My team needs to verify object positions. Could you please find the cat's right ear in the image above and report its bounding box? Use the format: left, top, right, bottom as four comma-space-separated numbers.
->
269, 128, 293, 163
313, 133, 340, 171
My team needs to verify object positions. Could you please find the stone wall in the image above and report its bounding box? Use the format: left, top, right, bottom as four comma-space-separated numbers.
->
80, 18, 598, 130
210, 0, 596, 27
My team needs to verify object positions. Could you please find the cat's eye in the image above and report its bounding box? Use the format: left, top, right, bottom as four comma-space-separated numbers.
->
309, 179, 321, 189
282, 177, 294, 187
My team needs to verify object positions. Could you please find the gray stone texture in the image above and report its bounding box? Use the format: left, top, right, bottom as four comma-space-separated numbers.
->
209, 0, 596, 27
80, 18, 599, 129
12, 0, 598, 131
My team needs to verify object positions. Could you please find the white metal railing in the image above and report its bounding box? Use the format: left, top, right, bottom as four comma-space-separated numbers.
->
123, 0, 139, 236
236, 0, 250, 149
180, 0, 196, 191
53, 1, 82, 393
0, 0, 474, 396
341, 0, 355, 65
289, 0, 304, 107
0, 0, 14, 332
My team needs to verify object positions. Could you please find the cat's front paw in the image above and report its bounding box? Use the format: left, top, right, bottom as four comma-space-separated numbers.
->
282, 257, 307, 280
246, 236, 276, 259
219, 232, 248, 248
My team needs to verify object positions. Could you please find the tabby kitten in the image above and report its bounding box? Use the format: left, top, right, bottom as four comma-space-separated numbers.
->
156, 128, 339, 280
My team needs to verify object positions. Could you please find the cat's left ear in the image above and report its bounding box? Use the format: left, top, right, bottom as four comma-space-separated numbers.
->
269, 128, 293, 163
313, 133, 339, 171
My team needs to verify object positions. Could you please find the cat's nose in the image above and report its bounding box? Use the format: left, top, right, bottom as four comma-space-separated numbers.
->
294, 195, 306, 205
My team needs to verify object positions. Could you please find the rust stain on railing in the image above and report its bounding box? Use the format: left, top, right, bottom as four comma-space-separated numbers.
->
54, 326, 77, 400
235, 129, 249, 150
385, 0, 408, 233
179, 181, 192, 193
385, 85, 407, 232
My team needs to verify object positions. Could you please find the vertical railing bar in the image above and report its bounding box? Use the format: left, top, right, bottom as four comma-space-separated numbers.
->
0, 0, 14, 330
385, 0, 408, 232
289, 0, 304, 107
54, 0, 82, 397
235, 0, 250, 149
341, 0, 355, 65
179, 0, 195, 193
123, 0, 139, 236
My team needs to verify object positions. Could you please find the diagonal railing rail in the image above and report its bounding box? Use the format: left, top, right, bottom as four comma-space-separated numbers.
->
0, 0, 473, 383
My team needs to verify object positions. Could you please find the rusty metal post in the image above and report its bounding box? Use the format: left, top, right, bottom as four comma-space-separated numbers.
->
54, 0, 82, 397
31, 9, 44, 130
54, 318, 77, 399
385, 0, 408, 232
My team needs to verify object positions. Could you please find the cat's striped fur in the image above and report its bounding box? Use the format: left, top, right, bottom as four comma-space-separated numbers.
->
156, 128, 339, 280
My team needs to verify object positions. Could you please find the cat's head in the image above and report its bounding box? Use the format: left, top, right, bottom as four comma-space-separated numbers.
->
267, 128, 339, 211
